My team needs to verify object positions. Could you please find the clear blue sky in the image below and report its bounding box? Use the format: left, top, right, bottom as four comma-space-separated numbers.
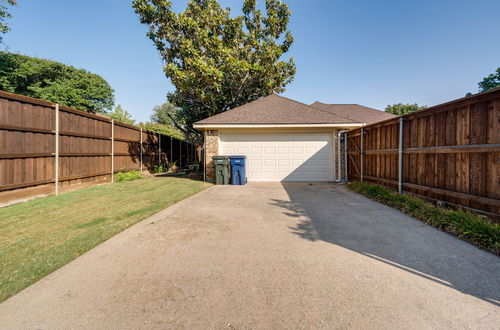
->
3, 0, 500, 122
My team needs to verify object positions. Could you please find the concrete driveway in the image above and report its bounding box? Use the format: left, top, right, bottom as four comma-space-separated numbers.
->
1, 183, 499, 329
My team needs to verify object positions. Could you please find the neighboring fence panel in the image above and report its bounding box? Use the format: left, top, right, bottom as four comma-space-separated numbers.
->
0, 90, 195, 206
346, 88, 500, 217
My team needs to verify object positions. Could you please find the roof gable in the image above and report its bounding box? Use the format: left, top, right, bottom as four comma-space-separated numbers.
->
195, 94, 359, 125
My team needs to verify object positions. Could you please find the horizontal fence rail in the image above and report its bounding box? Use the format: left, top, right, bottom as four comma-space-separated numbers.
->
346, 87, 500, 218
0, 90, 197, 205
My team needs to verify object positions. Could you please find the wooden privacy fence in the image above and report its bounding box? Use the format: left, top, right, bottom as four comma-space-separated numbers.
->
345, 87, 500, 217
0, 90, 197, 205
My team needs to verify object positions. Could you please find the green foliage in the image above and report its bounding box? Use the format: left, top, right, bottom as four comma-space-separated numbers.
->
385, 103, 427, 116
115, 170, 143, 182
151, 102, 180, 126
0, 52, 115, 113
154, 164, 165, 173
107, 105, 135, 125
478, 67, 500, 92
348, 182, 500, 255
0, 0, 16, 42
139, 122, 184, 140
133, 0, 296, 130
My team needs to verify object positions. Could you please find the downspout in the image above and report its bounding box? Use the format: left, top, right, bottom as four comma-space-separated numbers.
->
344, 132, 348, 182
203, 131, 206, 182
336, 130, 349, 182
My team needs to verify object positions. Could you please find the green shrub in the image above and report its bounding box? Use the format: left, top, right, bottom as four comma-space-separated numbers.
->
348, 181, 500, 255
115, 170, 143, 182
154, 164, 165, 173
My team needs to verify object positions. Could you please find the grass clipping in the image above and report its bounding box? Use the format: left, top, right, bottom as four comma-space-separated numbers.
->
348, 182, 500, 255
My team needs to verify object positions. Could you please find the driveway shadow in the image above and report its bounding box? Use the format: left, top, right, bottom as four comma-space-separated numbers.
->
271, 182, 500, 307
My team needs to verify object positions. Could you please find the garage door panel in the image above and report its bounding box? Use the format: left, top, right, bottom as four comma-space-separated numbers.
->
290, 158, 306, 166
224, 147, 236, 154
262, 159, 275, 166
221, 133, 332, 182
278, 147, 290, 154
262, 147, 275, 154
249, 159, 262, 166
278, 159, 290, 166
263, 171, 277, 180
305, 146, 319, 153
236, 147, 249, 154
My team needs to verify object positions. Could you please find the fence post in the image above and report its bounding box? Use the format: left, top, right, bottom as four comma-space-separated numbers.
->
54, 104, 60, 195
398, 118, 404, 194
111, 120, 115, 182
158, 133, 161, 165
360, 127, 364, 183
170, 137, 173, 165
140, 128, 143, 171
179, 139, 182, 169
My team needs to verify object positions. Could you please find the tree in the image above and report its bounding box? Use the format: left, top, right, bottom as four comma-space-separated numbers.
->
385, 103, 426, 116
139, 122, 184, 140
107, 105, 135, 125
0, 52, 115, 113
151, 102, 179, 127
133, 0, 296, 135
478, 67, 500, 92
0, 0, 16, 43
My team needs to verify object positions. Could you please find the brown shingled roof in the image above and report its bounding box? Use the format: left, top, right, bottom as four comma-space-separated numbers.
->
310, 102, 396, 125
195, 94, 360, 125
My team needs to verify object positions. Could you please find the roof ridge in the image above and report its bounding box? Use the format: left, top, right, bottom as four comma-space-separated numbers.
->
275, 94, 360, 123
272, 94, 316, 108
314, 102, 385, 112
314, 101, 361, 106
309, 104, 362, 123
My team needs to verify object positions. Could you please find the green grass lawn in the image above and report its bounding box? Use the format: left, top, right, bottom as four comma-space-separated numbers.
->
0, 177, 211, 303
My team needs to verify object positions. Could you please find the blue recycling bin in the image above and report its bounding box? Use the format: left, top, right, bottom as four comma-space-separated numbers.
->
229, 156, 247, 185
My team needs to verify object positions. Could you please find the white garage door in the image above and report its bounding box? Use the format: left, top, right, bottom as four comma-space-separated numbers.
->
220, 133, 333, 182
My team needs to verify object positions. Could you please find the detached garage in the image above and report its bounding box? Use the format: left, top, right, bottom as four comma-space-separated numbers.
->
193, 95, 395, 182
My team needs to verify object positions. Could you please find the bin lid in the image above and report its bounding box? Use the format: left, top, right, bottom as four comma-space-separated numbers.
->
228, 155, 247, 159
212, 156, 229, 160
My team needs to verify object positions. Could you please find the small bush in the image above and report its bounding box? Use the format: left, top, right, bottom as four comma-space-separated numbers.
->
115, 170, 143, 182
154, 164, 165, 173
348, 181, 500, 255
